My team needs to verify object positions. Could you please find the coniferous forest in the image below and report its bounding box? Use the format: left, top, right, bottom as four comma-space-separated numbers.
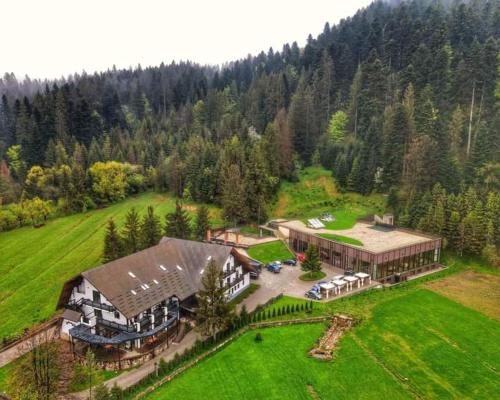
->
0, 0, 499, 262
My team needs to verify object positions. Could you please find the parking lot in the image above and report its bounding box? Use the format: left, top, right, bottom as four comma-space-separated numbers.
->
240, 261, 378, 312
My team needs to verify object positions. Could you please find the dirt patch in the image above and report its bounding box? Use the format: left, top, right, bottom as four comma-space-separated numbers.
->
306, 384, 320, 400
309, 315, 354, 360
317, 176, 338, 197
426, 271, 500, 320
273, 193, 289, 218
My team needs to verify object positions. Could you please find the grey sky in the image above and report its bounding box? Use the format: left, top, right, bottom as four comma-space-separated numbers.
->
1, 0, 372, 79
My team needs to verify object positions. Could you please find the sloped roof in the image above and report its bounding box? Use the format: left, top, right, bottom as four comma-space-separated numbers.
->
78, 238, 233, 319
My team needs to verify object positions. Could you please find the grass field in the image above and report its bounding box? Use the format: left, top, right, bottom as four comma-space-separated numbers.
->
246, 240, 293, 264
299, 271, 326, 281
0, 192, 221, 341
271, 167, 385, 225
143, 284, 500, 400
317, 233, 363, 246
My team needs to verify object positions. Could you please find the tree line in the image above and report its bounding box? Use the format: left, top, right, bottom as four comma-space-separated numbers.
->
0, 0, 498, 257
102, 202, 211, 262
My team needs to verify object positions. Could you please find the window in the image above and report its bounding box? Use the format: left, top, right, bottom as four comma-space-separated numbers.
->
82, 317, 89, 324
92, 290, 101, 303
114, 311, 120, 319
94, 309, 102, 319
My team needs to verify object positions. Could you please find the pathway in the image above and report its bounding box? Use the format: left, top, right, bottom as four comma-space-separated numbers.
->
70, 329, 200, 399
0, 324, 59, 368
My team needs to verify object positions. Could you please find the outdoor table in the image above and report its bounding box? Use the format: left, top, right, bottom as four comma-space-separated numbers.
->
332, 279, 346, 295
319, 282, 336, 299
355, 272, 371, 286
343, 275, 359, 291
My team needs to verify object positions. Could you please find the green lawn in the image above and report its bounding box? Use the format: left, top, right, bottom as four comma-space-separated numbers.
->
0, 192, 221, 342
145, 323, 411, 400
143, 287, 500, 400
299, 271, 326, 281
270, 166, 385, 224
141, 253, 500, 400
317, 233, 363, 246
246, 240, 293, 264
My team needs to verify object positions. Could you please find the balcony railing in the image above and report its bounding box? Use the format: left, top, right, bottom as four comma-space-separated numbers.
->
81, 298, 115, 313
224, 275, 245, 289
96, 318, 136, 333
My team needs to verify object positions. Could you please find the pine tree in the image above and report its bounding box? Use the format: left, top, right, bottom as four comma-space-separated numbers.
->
194, 205, 211, 242
122, 208, 141, 254
221, 164, 247, 225
301, 244, 321, 274
103, 219, 124, 262
383, 103, 409, 189
140, 206, 162, 249
164, 200, 191, 239
196, 259, 234, 341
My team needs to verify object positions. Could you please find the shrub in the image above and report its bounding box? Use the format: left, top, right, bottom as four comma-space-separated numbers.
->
255, 332, 263, 342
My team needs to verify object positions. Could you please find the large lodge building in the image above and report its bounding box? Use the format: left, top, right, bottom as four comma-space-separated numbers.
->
57, 237, 250, 353
277, 215, 442, 284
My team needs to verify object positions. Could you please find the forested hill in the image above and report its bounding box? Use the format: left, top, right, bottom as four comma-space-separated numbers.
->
0, 0, 499, 260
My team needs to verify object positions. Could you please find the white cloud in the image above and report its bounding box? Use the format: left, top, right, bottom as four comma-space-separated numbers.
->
1, 0, 371, 79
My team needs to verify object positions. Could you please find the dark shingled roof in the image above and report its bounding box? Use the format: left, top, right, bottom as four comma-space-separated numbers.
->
79, 238, 234, 319
62, 309, 82, 323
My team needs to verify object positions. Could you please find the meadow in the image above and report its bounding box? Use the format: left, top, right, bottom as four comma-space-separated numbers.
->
270, 167, 385, 224
143, 282, 500, 399
0, 192, 221, 341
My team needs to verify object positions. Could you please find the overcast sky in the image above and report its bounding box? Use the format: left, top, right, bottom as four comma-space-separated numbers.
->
1, 0, 372, 80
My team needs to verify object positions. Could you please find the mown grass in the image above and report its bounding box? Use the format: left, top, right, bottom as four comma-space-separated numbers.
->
142, 256, 500, 400
317, 233, 363, 246
144, 323, 411, 400
299, 271, 326, 281
0, 192, 221, 341
246, 240, 293, 264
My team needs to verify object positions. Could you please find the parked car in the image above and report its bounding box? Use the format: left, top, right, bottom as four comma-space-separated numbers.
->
311, 284, 321, 292
249, 270, 260, 279
266, 262, 282, 273
282, 258, 297, 266
305, 290, 322, 300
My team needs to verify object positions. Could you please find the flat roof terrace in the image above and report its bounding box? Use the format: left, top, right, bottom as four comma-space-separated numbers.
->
279, 220, 436, 253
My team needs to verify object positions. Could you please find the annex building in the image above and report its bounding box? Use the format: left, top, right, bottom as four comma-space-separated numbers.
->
277, 216, 442, 284
57, 237, 250, 353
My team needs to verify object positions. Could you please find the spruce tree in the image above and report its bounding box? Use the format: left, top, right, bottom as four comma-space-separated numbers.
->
140, 206, 162, 249
301, 244, 322, 274
195, 259, 234, 341
194, 205, 211, 242
103, 219, 124, 262
122, 208, 141, 254
164, 200, 191, 239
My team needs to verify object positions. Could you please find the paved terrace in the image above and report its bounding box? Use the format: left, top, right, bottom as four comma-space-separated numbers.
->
279, 220, 433, 253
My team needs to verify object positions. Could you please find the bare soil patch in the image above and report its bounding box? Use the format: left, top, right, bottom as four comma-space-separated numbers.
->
426, 271, 500, 320
309, 315, 354, 360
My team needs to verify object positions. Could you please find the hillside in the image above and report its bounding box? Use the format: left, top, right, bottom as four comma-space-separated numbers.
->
0, 192, 221, 341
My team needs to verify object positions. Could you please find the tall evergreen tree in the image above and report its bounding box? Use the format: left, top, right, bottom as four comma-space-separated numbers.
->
164, 200, 191, 239
140, 206, 162, 249
196, 259, 234, 341
122, 208, 141, 254
194, 205, 211, 242
103, 219, 124, 262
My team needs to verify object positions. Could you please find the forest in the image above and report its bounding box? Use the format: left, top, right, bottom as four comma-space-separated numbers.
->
0, 0, 499, 263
